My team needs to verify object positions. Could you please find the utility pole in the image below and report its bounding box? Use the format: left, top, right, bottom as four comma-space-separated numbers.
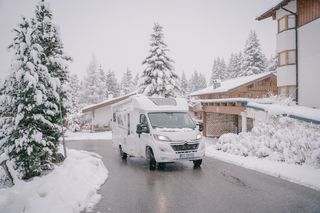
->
59, 98, 67, 158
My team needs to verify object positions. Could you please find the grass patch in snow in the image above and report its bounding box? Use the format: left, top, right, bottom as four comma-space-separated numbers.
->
0, 149, 108, 213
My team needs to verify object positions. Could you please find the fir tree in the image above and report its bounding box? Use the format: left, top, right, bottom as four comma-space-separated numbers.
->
210, 57, 227, 84
267, 55, 278, 72
31, 0, 71, 119
138, 23, 179, 97
80, 55, 105, 105
67, 74, 81, 132
0, 17, 61, 179
228, 52, 244, 78
120, 68, 135, 95
180, 72, 189, 97
133, 72, 139, 88
241, 30, 266, 76
106, 70, 120, 98
189, 70, 207, 92
98, 65, 107, 99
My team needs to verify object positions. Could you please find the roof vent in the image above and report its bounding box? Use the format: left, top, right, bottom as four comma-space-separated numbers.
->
212, 79, 221, 89
148, 97, 177, 106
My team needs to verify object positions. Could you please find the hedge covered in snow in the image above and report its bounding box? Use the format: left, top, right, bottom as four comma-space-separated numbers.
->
216, 116, 320, 166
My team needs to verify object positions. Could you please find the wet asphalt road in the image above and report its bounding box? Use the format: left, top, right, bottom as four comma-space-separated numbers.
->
67, 140, 320, 213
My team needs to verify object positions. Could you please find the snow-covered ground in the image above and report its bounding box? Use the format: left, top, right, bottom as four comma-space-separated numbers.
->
0, 149, 108, 213
63, 130, 112, 141
205, 137, 320, 191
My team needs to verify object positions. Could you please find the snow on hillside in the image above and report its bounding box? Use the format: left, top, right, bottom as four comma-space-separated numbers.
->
0, 149, 108, 213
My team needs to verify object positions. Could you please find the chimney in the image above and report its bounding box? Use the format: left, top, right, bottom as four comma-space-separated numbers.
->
212, 79, 221, 89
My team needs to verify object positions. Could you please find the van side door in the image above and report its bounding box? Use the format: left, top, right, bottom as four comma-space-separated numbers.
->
137, 114, 152, 158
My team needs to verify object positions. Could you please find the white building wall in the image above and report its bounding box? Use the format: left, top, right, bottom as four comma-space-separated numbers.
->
93, 105, 112, 127
298, 18, 320, 108
275, 0, 297, 89
277, 30, 296, 52
277, 65, 296, 87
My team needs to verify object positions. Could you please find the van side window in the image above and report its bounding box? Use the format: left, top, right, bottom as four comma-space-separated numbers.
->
140, 114, 148, 125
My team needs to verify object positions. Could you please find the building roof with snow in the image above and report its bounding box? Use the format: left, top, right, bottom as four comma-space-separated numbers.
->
189, 72, 276, 97
82, 92, 136, 113
256, 0, 293, 20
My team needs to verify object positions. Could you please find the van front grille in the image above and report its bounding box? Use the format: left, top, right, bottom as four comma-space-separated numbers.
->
171, 143, 199, 151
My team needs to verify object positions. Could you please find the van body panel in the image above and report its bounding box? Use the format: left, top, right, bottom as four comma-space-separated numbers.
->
112, 95, 205, 163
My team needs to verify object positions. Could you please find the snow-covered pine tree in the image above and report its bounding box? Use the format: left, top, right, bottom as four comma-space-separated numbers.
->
198, 73, 207, 89
31, 0, 71, 119
120, 68, 135, 95
0, 17, 61, 179
241, 30, 266, 76
106, 70, 120, 98
189, 70, 207, 92
210, 57, 227, 85
180, 72, 189, 97
133, 72, 139, 88
67, 74, 82, 132
98, 65, 107, 99
80, 56, 105, 105
267, 55, 278, 72
228, 52, 244, 78
138, 23, 179, 97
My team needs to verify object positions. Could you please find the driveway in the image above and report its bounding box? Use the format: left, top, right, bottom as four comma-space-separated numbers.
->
67, 140, 320, 213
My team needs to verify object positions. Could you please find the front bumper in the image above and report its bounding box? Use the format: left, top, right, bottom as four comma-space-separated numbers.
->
153, 141, 205, 163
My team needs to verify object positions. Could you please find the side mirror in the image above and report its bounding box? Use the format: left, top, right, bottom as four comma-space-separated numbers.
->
136, 124, 143, 135
198, 123, 203, 132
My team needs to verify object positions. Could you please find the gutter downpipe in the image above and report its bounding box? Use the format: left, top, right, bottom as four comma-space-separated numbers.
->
281, 5, 299, 104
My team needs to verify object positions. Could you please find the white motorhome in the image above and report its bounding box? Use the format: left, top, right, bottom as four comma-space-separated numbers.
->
112, 95, 205, 170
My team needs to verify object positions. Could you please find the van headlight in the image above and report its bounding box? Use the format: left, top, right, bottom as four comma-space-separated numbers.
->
154, 134, 171, 142
196, 134, 202, 140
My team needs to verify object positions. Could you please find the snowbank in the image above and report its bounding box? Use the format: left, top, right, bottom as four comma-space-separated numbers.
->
215, 116, 320, 166
63, 130, 112, 141
0, 149, 108, 213
206, 142, 320, 191
247, 102, 320, 123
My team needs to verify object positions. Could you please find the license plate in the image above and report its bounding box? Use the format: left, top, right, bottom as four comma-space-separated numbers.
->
179, 153, 195, 159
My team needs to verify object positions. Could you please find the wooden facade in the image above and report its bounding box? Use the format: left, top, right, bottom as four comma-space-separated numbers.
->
197, 75, 277, 100
297, 0, 320, 26
192, 74, 277, 137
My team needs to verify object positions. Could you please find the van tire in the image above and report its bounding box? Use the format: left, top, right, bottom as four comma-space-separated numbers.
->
193, 159, 202, 168
146, 147, 156, 170
119, 145, 127, 160
158, 163, 165, 170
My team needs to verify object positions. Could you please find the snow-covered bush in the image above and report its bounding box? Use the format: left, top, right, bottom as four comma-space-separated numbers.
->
216, 116, 320, 166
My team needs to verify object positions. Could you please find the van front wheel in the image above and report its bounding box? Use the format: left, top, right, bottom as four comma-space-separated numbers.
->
147, 148, 156, 170
119, 146, 127, 160
193, 159, 202, 168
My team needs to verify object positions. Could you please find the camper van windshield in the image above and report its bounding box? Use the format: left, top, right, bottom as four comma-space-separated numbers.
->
148, 112, 196, 129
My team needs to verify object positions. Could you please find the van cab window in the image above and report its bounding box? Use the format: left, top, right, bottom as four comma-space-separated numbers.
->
148, 112, 196, 129
140, 114, 148, 125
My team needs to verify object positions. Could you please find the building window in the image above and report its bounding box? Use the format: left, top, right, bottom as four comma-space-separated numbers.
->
278, 50, 296, 66
278, 15, 295, 33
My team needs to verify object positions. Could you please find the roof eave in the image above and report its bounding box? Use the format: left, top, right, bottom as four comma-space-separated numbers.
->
256, 0, 292, 21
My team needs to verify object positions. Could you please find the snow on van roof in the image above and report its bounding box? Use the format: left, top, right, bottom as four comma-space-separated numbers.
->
190, 72, 275, 96
148, 97, 177, 106
112, 95, 189, 112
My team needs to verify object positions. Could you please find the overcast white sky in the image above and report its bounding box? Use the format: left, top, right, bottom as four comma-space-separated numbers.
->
0, 0, 277, 80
